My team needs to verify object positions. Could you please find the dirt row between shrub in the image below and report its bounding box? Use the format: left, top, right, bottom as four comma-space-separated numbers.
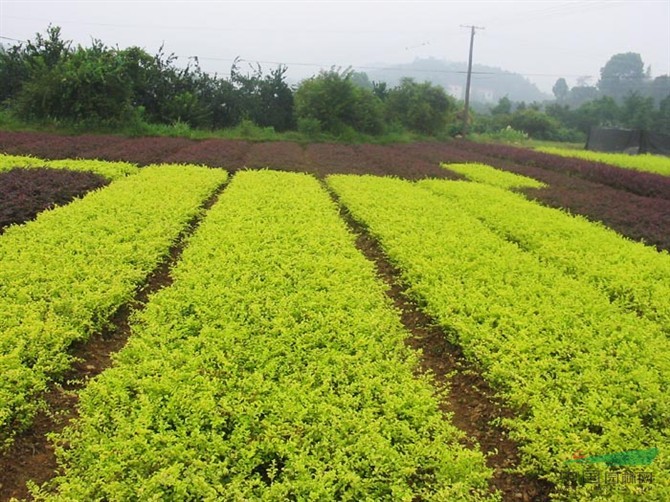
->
327, 184, 553, 501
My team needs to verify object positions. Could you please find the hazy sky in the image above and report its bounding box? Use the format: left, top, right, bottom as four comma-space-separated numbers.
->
1, 0, 668, 93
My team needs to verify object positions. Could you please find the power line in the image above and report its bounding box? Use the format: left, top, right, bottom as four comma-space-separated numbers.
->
192, 55, 594, 80
0, 35, 26, 43
0, 30, 593, 80
0, 36, 602, 80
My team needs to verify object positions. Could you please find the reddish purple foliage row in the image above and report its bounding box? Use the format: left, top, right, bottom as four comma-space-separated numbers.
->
304, 143, 361, 172
0, 167, 109, 231
355, 143, 461, 180
303, 143, 461, 180
162, 139, 250, 168
244, 142, 309, 171
0, 131, 126, 159
392, 141, 474, 165
0, 131, 63, 154
2, 130, 670, 250
79, 136, 195, 165
14, 134, 125, 160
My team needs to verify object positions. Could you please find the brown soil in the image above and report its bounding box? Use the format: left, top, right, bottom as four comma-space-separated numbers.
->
327, 186, 553, 502
0, 182, 228, 502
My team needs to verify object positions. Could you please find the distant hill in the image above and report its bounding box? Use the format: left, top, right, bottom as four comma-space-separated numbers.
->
366, 57, 551, 104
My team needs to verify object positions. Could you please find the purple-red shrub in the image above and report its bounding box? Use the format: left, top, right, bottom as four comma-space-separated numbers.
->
3, 131, 670, 250
79, 136, 194, 165
0, 131, 65, 155
0, 168, 109, 231
162, 139, 250, 169
244, 142, 309, 171
8, 134, 125, 160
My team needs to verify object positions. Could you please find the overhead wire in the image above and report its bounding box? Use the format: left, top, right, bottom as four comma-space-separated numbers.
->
2, 2, 665, 84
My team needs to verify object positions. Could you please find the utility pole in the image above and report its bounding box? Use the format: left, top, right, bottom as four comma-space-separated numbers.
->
460, 25, 485, 136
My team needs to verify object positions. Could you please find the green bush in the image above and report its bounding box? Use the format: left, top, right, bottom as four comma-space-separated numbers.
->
509, 109, 561, 140
296, 117, 322, 139
294, 69, 385, 136
386, 78, 455, 136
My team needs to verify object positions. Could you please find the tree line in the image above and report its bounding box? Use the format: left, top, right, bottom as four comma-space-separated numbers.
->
1, 26, 669, 142
0, 26, 455, 138
475, 52, 670, 141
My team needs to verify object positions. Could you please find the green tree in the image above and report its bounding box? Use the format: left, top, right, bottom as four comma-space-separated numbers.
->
0, 25, 71, 103
294, 69, 382, 135
620, 92, 654, 129
552, 78, 569, 103
653, 95, 670, 134
545, 102, 571, 125
566, 86, 599, 108
350, 71, 373, 90
598, 52, 647, 102
195, 74, 241, 129
351, 86, 385, 134
15, 39, 136, 127
385, 78, 454, 135
118, 45, 183, 125
491, 96, 511, 115
509, 108, 560, 139
231, 60, 294, 131
649, 75, 670, 107
570, 96, 620, 134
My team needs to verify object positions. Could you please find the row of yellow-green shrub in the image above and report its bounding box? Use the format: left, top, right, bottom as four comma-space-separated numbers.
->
441, 162, 546, 189
328, 174, 670, 501
37, 171, 495, 500
0, 153, 138, 180
0, 165, 227, 450
420, 179, 670, 334
536, 147, 670, 177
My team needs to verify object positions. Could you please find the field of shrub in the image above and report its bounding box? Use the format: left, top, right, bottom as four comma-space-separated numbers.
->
1, 132, 669, 501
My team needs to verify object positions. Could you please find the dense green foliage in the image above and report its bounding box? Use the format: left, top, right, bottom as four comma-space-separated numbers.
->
385, 78, 455, 135
328, 175, 670, 500
476, 91, 670, 141
0, 153, 138, 180
597, 53, 647, 103
478, 102, 582, 142
0, 28, 459, 139
537, 147, 670, 177
476, 52, 669, 141
294, 71, 454, 137
294, 69, 385, 136
0, 27, 294, 132
37, 171, 495, 500
0, 165, 227, 449
2, 28, 667, 142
